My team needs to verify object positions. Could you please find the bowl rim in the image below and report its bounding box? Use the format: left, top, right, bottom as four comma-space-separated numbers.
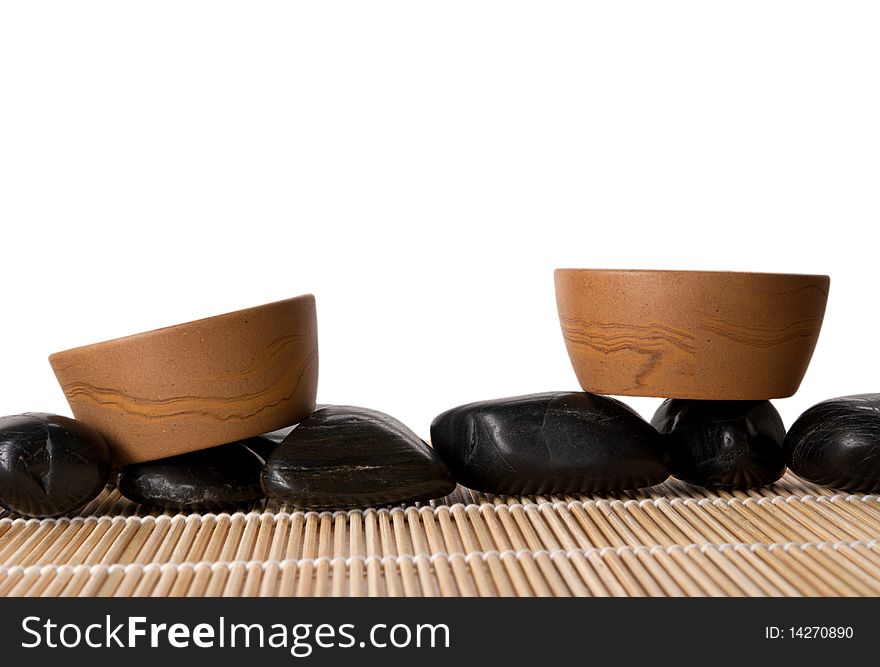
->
554, 268, 830, 280
48, 294, 316, 361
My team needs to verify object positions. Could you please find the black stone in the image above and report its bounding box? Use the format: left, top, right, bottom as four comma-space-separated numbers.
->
262, 406, 456, 509
785, 393, 880, 492
430, 392, 669, 495
244, 426, 293, 461
651, 400, 786, 489
118, 436, 273, 511
0, 413, 111, 518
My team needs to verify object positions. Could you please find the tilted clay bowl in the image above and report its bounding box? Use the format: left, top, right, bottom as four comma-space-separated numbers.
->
49, 295, 318, 465
554, 269, 829, 400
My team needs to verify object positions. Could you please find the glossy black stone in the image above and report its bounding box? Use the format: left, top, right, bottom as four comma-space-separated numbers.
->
244, 426, 293, 461
785, 393, 880, 492
651, 400, 786, 489
430, 392, 669, 495
118, 436, 274, 510
262, 406, 456, 509
0, 413, 111, 518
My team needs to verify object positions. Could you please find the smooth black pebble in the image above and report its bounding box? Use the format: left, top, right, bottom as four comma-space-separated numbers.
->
785, 393, 880, 492
430, 392, 669, 495
651, 399, 786, 489
118, 436, 274, 511
244, 426, 293, 461
0, 413, 111, 518
262, 406, 456, 509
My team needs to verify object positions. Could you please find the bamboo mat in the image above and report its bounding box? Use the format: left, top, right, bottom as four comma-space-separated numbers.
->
2, 472, 880, 597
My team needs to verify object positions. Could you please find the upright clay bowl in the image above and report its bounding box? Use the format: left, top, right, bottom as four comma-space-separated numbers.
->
554, 270, 829, 400
49, 295, 319, 465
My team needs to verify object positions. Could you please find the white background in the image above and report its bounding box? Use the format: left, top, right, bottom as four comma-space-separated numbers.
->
1, 2, 878, 437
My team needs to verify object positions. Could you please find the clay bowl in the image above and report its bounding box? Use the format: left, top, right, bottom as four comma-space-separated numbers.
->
49, 295, 318, 465
554, 269, 829, 400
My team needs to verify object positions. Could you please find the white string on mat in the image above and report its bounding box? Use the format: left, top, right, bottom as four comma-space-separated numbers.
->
3, 491, 876, 531
3, 537, 879, 577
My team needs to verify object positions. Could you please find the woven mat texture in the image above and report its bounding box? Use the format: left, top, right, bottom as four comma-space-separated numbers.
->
2, 473, 879, 597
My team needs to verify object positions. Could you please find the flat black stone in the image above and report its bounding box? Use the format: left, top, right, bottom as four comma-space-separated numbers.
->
785, 393, 880, 492
118, 436, 273, 511
0, 413, 111, 518
261, 406, 456, 509
651, 400, 786, 489
430, 392, 669, 496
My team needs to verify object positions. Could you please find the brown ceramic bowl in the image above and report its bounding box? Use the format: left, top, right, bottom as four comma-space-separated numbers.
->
49, 295, 319, 465
554, 269, 829, 400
